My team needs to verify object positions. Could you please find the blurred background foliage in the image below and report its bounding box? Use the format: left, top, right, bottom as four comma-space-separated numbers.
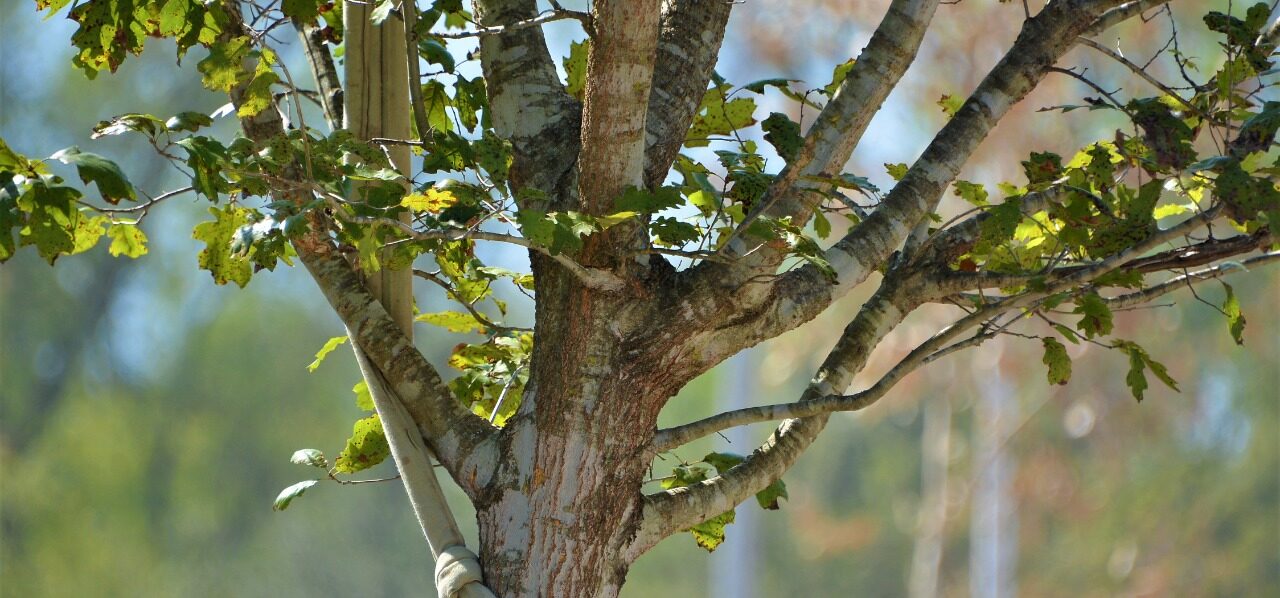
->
1, 1, 1277, 596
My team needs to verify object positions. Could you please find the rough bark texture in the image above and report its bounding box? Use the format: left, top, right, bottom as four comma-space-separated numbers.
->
643, 0, 733, 189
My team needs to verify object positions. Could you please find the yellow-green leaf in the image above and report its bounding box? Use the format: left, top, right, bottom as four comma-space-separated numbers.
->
307, 335, 348, 372
333, 415, 389, 474
106, 223, 147, 258
415, 310, 486, 334
401, 188, 458, 213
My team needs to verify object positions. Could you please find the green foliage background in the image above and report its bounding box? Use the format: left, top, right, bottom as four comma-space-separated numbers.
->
2, 1, 1277, 596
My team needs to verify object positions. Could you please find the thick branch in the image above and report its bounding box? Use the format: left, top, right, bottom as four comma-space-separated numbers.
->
474, 0, 581, 208
297, 246, 501, 486
642, 0, 733, 189
294, 20, 343, 128
721, 0, 943, 258
578, 0, 662, 214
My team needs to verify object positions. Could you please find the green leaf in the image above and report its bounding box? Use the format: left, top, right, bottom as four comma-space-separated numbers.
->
176, 136, 229, 200
281, 0, 323, 23
1115, 340, 1179, 402
106, 223, 147, 258
418, 38, 456, 73
976, 201, 1022, 252
761, 112, 803, 162
198, 36, 253, 92
289, 449, 328, 469
237, 51, 280, 117
1127, 98, 1196, 170
1021, 151, 1063, 185
193, 205, 254, 287
62, 0, 218, 77
452, 76, 487, 132
50, 147, 136, 204
1124, 344, 1150, 402
515, 210, 579, 255
333, 415, 390, 474
702, 452, 744, 473
1041, 337, 1071, 385
937, 94, 964, 117
563, 40, 589, 100
1221, 283, 1246, 345
1232, 100, 1280, 155
823, 58, 856, 96
70, 214, 107, 255
420, 80, 454, 133
615, 186, 683, 213
954, 180, 989, 206
91, 113, 164, 139
742, 78, 795, 94
307, 335, 349, 372
1072, 292, 1114, 339
19, 184, 84, 263
473, 131, 512, 183
686, 87, 757, 147
273, 480, 319, 511
353, 380, 374, 411
813, 210, 831, 239
416, 310, 487, 334
885, 162, 909, 181
651, 217, 700, 247
166, 111, 214, 133
755, 478, 789, 510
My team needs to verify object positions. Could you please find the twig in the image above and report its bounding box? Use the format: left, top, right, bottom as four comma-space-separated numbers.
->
431, 8, 593, 39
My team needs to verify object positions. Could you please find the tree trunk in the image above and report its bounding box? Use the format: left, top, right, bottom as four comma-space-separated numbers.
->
473, 270, 667, 596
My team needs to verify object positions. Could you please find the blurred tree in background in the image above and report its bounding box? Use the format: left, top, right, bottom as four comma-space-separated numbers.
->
2, 1, 1277, 596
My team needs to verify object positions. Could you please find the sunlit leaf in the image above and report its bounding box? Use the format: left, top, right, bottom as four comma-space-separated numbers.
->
333, 415, 389, 474
106, 223, 147, 258
307, 336, 349, 372
289, 449, 328, 469
272, 480, 319, 511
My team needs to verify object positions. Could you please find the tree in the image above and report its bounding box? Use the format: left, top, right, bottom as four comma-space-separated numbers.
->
4, 0, 1278, 595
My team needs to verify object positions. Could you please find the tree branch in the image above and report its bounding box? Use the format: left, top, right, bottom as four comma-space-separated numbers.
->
297, 246, 501, 487
293, 19, 343, 128
628, 275, 923, 557
1105, 251, 1280, 308
578, 0, 662, 216
929, 229, 1274, 294
433, 6, 591, 39
473, 0, 582, 209
642, 0, 733, 189
719, 0, 943, 258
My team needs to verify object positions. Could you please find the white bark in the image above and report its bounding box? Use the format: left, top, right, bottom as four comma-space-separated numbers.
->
579, 0, 663, 213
